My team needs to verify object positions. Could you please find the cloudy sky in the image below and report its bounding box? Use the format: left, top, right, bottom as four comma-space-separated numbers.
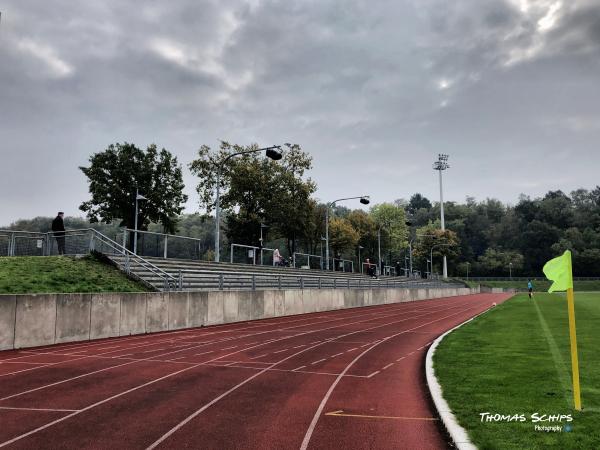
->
1, 0, 599, 226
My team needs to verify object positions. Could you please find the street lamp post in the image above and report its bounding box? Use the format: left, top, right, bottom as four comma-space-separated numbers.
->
466, 262, 470, 280
509, 262, 513, 279
358, 245, 364, 273
426, 259, 431, 278
133, 188, 147, 255
433, 154, 450, 278
214, 146, 282, 262
430, 243, 451, 279
325, 196, 370, 270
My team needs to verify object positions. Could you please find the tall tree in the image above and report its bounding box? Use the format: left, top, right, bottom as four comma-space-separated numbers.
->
79, 143, 187, 233
189, 142, 316, 254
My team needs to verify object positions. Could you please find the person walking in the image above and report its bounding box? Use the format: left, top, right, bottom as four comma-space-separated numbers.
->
51, 212, 66, 255
527, 279, 534, 299
273, 248, 282, 266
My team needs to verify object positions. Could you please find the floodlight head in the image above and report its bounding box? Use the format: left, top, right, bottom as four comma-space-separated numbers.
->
433, 153, 450, 171
360, 196, 370, 205
266, 147, 283, 160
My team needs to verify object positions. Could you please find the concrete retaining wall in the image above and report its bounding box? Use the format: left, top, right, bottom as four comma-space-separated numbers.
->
0, 286, 479, 351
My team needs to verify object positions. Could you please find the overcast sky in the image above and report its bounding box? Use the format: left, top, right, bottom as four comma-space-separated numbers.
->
1, 0, 599, 226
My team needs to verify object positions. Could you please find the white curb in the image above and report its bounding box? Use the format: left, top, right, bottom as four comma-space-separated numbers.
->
425, 308, 497, 450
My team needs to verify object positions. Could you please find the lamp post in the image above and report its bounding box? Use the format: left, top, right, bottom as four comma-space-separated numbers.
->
433, 154, 450, 278
509, 262, 513, 279
426, 259, 431, 278
358, 245, 364, 273
133, 188, 147, 255
430, 243, 451, 278
466, 262, 470, 281
214, 146, 282, 262
325, 196, 370, 270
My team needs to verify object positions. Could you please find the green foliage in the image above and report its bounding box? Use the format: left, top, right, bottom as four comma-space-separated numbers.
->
413, 222, 460, 273
189, 142, 316, 254
79, 142, 187, 233
329, 217, 359, 256
476, 248, 524, 275
370, 202, 409, 255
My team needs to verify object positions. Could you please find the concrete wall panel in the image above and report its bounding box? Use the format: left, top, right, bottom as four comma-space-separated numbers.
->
55, 294, 91, 344
90, 293, 120, 340
189, 291, 208, 328
0, 295, 16, 351
14, 294, 57, 348
168, 292, 190, 330
120, 294, 146, 336
146, 293, 168, 333
207, 292, 224, 325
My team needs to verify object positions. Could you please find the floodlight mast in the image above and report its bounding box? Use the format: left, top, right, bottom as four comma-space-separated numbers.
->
433, 154, 450, 278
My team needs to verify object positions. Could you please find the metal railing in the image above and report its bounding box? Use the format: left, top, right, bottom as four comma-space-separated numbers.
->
121, 228, 206, 260
0, 228, 181, 291
230, 244, 276, 265
292, 252, 323, 270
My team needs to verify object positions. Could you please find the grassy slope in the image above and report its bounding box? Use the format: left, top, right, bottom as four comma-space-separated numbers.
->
434, 293, 600, 449
0, 256, 149, 294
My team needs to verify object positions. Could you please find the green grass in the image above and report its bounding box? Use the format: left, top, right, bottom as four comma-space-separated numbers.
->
0, 255, 150, 294
463, 279, 600, 291
434, 293, 600, 449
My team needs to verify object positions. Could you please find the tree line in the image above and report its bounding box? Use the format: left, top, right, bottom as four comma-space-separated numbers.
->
4, 141, 599, 276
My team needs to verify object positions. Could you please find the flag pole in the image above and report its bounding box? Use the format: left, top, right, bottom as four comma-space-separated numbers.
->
566, 287, 582, 410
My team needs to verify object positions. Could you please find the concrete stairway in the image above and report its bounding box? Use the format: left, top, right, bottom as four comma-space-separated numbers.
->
108, 255, 421, 292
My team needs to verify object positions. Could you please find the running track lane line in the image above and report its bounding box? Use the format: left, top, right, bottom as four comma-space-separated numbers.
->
0, 298, 474, 447
299, 302, 486, 450
144, 299, 479, 449
1, 296, 470, 400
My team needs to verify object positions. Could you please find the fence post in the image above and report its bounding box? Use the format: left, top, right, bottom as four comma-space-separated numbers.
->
122, 229, 127, 255
293, 253, 296, 268
9, 233, 14, 257
278, 275, 282, 290
178, 270, 183, 290
88, 232, 95, 253
164, 236, 168, 259
334, 278, 337, 289
300, 277, 304, 290
252, 274, 256, 291
230, 244, 234, 264
219, 273, 224, 290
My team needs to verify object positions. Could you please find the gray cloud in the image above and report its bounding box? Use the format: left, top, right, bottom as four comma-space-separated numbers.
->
1, 0, 599, 226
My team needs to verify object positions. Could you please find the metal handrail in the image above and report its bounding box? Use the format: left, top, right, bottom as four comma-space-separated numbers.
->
89, 229, 179, 290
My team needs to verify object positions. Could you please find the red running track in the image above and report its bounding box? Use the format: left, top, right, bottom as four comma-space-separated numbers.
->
0, 293, 511, 449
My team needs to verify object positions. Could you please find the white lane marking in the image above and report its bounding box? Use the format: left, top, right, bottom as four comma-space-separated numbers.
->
2, 296, 477, 447
396, 357, 405, 362
368, 371, 380, 378
330, 353, 345, 358
299, 301, 484, 450
382, 363, 394, 370
0, 406, 80, 412
293, 345, 305, 349
249, 354, 268, 360
195, 351, 214, 356
311, 359, 327, 365
292, 366, 306, 371
346, 348, 358, 352
273, 349, 289, 354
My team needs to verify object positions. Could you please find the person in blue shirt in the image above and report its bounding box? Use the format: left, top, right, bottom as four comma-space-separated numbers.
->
527, 279, 534, 299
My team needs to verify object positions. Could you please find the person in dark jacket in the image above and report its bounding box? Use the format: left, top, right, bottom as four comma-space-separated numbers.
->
51, 212, 65, 255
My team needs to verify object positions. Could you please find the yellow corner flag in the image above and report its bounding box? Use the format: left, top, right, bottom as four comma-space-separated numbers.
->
543, 250, 581, 411
543, 250, 574, 293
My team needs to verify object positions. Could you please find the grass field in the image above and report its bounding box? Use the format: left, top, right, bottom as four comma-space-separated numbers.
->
434, 293, 600, 449
463, 279, 600, 291
0, 255, 150, 294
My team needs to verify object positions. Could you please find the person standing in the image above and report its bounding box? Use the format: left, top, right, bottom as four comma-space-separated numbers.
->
527, 279, 534, 299
51, 212, 66, 255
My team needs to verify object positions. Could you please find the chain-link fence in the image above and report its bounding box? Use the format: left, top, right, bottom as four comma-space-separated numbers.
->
119, 229, 206, 260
